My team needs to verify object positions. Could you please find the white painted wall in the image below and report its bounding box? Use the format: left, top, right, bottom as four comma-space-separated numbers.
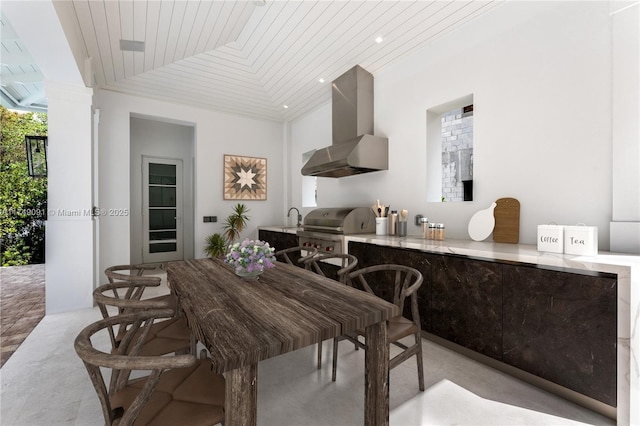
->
45, 81, 95, 314
96, 91, 283, 282
290, 1, 634, 251
289, 102, 332, 218
129, 117, 195, 264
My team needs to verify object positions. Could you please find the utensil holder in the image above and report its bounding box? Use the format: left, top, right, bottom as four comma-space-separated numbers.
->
375, 217, 388, 235
397, 221, 407, 237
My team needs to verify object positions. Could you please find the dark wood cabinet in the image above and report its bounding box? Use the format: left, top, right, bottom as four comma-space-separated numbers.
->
258, 230, 305, 268
258, 230, 298, 252
502, 264, 617, 406
348, 239, 617, 407
431, 255, 502, 360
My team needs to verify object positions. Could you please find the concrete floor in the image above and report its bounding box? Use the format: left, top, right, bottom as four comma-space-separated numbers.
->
0, 269, 615, 425
0, 265, 45, 368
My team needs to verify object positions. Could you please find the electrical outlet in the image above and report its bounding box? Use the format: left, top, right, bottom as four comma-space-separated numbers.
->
203, 216, 217, 223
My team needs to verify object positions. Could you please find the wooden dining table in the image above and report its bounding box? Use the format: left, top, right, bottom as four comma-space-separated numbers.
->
165, 257, 399, 426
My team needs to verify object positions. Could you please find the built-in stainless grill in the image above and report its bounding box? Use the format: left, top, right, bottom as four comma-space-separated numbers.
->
297, 207, 375, 254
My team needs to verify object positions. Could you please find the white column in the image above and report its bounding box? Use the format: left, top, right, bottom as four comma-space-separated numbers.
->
45, 81, 95, 314
610, 2, 640, 254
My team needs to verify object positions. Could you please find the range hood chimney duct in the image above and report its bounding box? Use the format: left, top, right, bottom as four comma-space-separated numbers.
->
301, 65, 388, 178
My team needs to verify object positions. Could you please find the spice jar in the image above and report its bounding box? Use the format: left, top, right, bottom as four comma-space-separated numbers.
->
436, 223, 445, 241
428, 223, 437, 240
420, 217, 429, 238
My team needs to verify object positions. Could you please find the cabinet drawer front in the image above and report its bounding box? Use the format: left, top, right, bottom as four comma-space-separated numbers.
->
503, 265, 617, 406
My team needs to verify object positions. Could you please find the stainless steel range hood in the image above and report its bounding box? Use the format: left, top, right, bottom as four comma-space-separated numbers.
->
301, 65, 388, 178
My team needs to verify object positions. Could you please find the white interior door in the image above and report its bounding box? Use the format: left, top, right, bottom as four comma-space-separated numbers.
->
142, 157, 183, 263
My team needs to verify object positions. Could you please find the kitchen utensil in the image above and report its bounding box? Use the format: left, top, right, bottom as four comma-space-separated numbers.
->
468, 202, 496, 241
493, 197, 520, 243
400, 209, 408, 222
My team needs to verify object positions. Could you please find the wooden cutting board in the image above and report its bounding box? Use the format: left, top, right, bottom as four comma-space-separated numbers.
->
493, 197, 520, 243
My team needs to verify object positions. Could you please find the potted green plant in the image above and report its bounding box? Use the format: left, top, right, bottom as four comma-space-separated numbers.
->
203, 203, 250, 258
223, 203, 250, 242
203, 233, 227, 258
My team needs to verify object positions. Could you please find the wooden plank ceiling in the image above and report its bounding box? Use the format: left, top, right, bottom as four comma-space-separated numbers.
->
50, 1, 502, 121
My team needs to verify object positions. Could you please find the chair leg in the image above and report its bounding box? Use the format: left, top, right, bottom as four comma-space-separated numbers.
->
317, 341, 322, 369
190, 333, 198, 355
415, 332, 425, 391
332, 337, 339, 382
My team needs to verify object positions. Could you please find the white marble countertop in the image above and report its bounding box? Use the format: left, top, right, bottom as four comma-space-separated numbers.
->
259, 225, 302, 235
345, 234, 639, 275
260, 226, 638, 272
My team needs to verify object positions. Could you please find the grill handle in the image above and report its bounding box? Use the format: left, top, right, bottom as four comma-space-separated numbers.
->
300, 225, 344, 233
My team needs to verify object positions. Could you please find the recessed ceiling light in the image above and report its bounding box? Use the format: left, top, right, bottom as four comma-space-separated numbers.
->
283, 105, 289, 109
318, 78, 325, 83
375, 36, 384, 44
119, 39, 145, 52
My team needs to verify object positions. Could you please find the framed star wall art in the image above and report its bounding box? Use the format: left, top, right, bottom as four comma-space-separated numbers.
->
223, 155, 267, 200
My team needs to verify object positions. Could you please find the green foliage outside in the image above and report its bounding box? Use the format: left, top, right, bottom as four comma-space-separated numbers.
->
0, 106, 48, 266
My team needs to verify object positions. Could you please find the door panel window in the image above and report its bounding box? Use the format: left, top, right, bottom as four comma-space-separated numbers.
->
143, 158, 183, 263
149, 163, 177, 185
149, 187, 176, 207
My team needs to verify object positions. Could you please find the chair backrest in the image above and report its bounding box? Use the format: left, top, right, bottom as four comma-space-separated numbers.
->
105, 263, 163, 283
347, 264, 423, 325
274, 246, 318, 266
103, 264, 164, 306
305, 253, 358, 283
94, 280, 171, 351
74, 309, 195, 425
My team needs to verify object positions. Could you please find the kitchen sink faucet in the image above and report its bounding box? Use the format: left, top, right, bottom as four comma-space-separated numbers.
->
287, 207, 302, 227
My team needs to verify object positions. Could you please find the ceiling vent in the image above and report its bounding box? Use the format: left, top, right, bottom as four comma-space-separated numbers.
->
119, 40, 145, 52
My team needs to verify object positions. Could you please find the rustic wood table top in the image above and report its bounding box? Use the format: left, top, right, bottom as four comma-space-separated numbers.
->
166, 257, 398, 426
166, 257, 399, 374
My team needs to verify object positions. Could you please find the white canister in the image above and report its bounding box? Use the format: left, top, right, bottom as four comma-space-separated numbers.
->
537, 224, 564, 253
375, 217, 388, 235
564, 225, 598, 256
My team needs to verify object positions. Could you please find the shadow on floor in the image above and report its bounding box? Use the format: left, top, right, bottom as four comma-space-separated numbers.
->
0, 264, 45, 368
